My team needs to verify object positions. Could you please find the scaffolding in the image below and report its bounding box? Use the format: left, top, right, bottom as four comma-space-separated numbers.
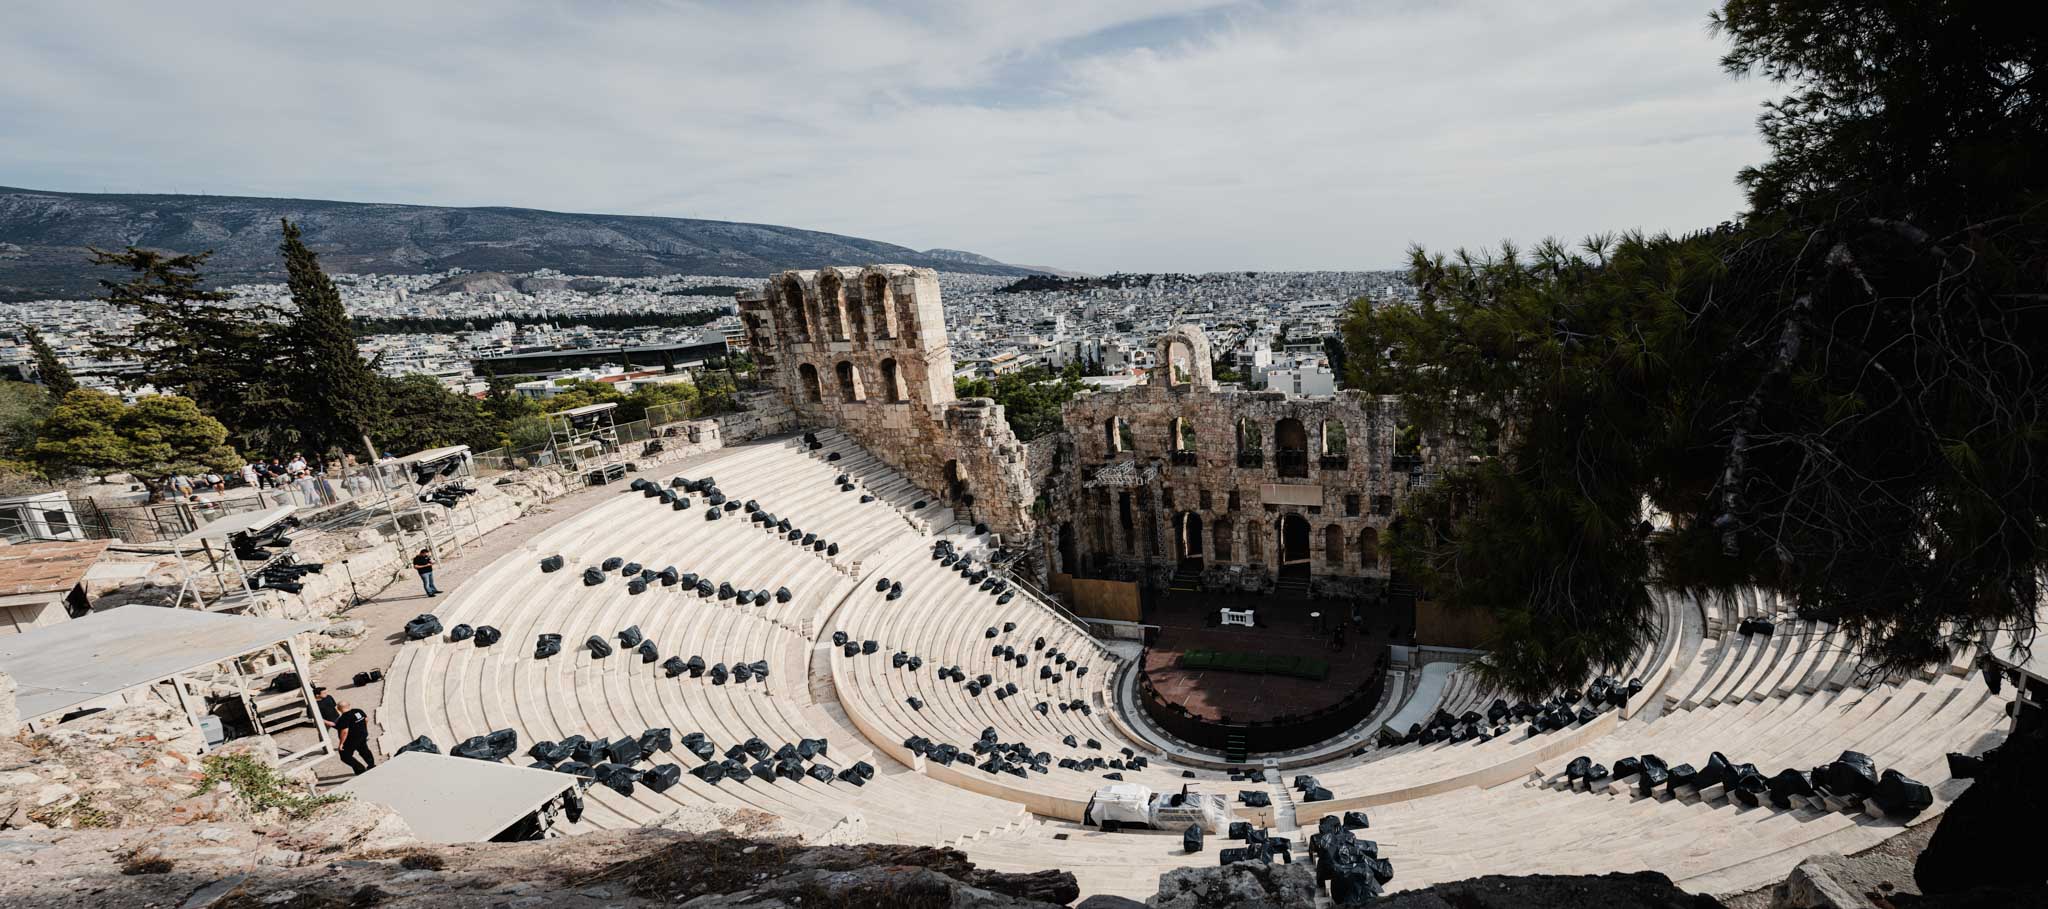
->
548, 402, 625, 482
167, 505, 299, 612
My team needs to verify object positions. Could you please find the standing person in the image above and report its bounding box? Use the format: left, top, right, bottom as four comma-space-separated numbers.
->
169, 473, 193, 500
412, 548, 440, 598
313, 685, 339, 731
333, 700, 375, 774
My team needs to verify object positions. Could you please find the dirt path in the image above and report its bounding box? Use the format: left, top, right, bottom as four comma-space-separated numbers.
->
293, 478, 626, 786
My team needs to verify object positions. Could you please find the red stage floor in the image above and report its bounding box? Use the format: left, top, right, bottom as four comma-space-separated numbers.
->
1141, 591, 1389, 724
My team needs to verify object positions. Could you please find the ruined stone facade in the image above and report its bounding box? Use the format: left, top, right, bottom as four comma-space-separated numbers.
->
1052, 325, 1422, 599
737, 266, 1039, 536
739, 273, 1426, 597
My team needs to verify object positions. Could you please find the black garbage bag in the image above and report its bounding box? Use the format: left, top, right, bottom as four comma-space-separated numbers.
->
1614, 756, 1644, 779
607, 736, 644, 765
601, 557, 624, 572
1768, 768, 1816, 809
1566, 756, 1594, 782
749, 659, 769, 682
862, 640, 878, 654
528, 740, 571, 764
1814, 750, 1879, 798
1304, 786, 1333, 802
1698, 751, 1739, 789
1637, 755, 1670, 796
621, 561, 642, 577
1873, 769, 1933, 818
638, 728, 673, 754
682, 733, 716, 762
1238, 790, 1271, 808
404, 614, 443, 640
709, 663, 729, 685
844, 641, 861, 658
1731, 768, 1771, 807
582, 567, 605, 586
777, 758, 806, 781
449, 623, 475, 642
1227, 821, 1253, 840
627, 578, 648, 595
473, 625, 501, 647
660, 567, 679, 586
837, 766, 868, 786
695, 578, 715, 597
593, 762, 636, 796
662, 656, 687, 678
571, 738, 606, 765
1946, 751, 1985, 779
732, 662, 753, 683
638, 639, 659, 663
1665, 762, 1698, 795
535, 633, 562, 659
556, 760, 594, 778
1329, 864, 1385, 905
805, 763, 834, 784
540, 555, 564, 573
396, 735, 440, 756
716, 581, 735, 600
584, 635, 613, 657
798, 737, 828, 759
691, 761, 725, 784
1343, 811, 1370, 830
641, 764, 681, 793
1182, 823, 1204, 853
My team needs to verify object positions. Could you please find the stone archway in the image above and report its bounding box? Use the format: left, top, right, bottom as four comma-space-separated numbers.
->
1277, 513, 1311, 567
1175, 511, 1205, 565
1275, 417, 1308, 478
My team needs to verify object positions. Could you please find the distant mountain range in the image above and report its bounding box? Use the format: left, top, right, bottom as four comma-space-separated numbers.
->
0, 186, 1052, 301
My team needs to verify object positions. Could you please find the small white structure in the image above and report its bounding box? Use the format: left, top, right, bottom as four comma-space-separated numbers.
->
1084, 783, 1230, 833
1220, 608, 1256, 628
0, 540, 107, 635
0, 490, 84, 543
337, 751, 580, 842
0, 605, 329, 764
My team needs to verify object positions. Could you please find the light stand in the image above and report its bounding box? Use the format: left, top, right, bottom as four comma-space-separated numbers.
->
339, 558, 363, 611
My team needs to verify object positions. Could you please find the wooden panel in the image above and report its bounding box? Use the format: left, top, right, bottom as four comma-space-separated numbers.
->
1068, 577, 1142, 623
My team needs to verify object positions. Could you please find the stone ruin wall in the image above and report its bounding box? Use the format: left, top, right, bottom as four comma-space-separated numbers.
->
1052, 325, 1419, 599
737, 266, 1039, 538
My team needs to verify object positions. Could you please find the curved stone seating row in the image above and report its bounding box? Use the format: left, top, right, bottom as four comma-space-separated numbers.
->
374, 431, 2012, 904
825, 529, 1206, 822
377, 439, 1030, 842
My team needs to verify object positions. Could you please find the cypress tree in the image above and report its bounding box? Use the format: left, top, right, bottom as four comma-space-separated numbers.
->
88, 247, 288, 453
277, 219, 383, 459
22, 325, 77, 398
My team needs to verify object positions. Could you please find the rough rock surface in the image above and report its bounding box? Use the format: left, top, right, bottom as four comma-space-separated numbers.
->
1150, 860, 1322, 909
1914, 726, 2045, 897
1374, 871, 1727, 908
0, 828, 1075, 908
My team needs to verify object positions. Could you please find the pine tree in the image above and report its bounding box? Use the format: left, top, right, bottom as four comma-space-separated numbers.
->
277, 219, 383, 458
88, 247, 288, 453
22, 325, 77, 398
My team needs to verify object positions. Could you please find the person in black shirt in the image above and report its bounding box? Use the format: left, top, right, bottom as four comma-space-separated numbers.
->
412, 548, 440, 598
313, 685, 339, 729
334, 702, 375, 774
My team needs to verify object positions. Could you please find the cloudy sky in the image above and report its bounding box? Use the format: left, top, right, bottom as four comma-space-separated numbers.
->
0, 1, 1778, 274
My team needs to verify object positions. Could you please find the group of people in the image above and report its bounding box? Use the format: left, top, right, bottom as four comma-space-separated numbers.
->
159, 454, 383, 508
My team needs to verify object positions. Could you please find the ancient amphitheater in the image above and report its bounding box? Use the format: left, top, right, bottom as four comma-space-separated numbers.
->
361, 265, 2024, 904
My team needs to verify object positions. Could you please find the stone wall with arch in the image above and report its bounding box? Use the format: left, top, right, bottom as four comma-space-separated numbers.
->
1054, 324, 1422, 598
737, 265, 1038, 535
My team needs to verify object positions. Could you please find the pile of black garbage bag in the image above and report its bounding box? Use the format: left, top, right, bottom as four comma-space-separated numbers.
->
1564, 748, 1933, 817
1377, 676, 1642, 749
1311, 814, 1394, 905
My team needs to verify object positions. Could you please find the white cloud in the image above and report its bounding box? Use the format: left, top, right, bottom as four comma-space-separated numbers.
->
0, 0, 1777, 272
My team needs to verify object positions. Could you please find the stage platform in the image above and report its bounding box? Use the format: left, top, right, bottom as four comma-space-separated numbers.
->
1140, 589, 1391, 724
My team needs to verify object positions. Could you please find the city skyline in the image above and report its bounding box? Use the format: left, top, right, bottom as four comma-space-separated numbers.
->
2, 1, 1777, 275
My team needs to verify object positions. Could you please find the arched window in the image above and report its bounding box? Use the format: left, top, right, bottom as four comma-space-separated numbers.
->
820, 272, 848, 341
1323, 524, 1345, 566
797, 363, 822, 402
783, 277, 811, 340
1214, 517, 1234, 562
1322, 421, 1348, 456
1164, 340, 1194, 387
835, 361, 866, 402
1169, 417, 1195, 451
1236, 416, 1261, 467
866, 274, 897, 339
1107, 416, 1133, 454
879, 358, 906, 402
1359, 528, 1380, 570
1275, 417, 1308, 478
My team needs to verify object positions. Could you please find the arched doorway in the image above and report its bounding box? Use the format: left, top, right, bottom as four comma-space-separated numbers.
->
1175, 511, 1205, 565
1277, 513, 1311, 568
1058, 522, 1079, 576
944, 459, 965, 502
